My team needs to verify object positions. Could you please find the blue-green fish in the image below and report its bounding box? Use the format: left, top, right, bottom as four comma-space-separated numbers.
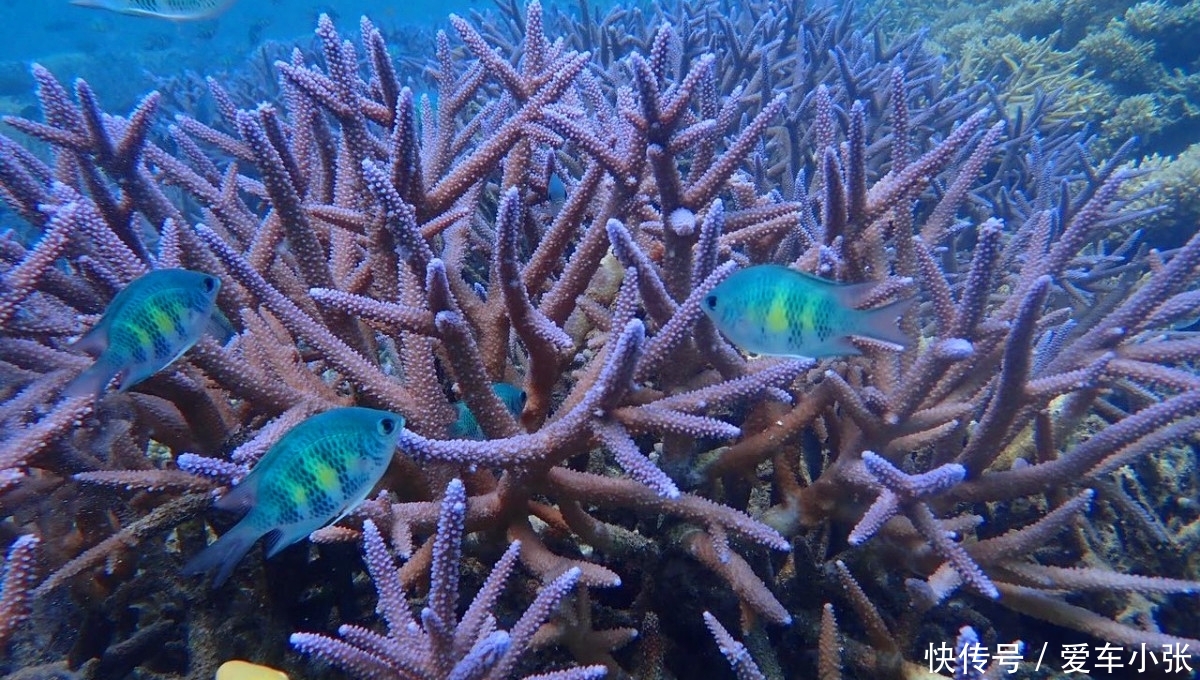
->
702, 264, 911, 358
547, 172, 567, 203
183, 407, 404, 587
69, 0, 237, 21
64, 269, 224, 400
449, 383, 527, 439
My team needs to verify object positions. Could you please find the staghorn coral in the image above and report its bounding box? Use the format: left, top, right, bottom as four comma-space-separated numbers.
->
0, 0, 1199, 678
1127, 142, 1200, 249
870, 0, 1200, 175
292, 479, 609, 680
1075, 21, 1161, 90
1125, 0, 1200, 66
868, 0, 1200, 284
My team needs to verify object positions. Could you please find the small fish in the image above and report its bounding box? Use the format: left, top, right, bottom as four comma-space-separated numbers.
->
449, 383, 527, 439
547, 172, 567, 203
69, 0, 237, 21
702, 264, 912, 358
183, 407, 403, 587
64, 269, 224, 400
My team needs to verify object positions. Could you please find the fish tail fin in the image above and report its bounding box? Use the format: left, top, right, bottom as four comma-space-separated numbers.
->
449, 402, 484, 440
181, 521, 263, 588
62, 359, 121, 401
856, 296, 917, 348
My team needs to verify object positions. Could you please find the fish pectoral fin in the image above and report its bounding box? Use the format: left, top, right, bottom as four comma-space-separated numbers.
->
205, 310, 236, 344
329, 497, 365, 527
329, 507, 352, 526
324, 484, 378, 529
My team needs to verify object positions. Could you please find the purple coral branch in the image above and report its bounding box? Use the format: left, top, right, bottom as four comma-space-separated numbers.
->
0, 535, 39, 650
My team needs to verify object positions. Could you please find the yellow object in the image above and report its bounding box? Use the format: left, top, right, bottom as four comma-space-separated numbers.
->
215, 661, 289, 680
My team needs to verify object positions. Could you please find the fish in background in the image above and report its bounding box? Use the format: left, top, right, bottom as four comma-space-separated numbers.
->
69, 0, 237, 21
547, 171, 567, 204
702, 264, 912, 359
64, 268, 227, 400
449, 383, 527, 439
183, 407, 404, 588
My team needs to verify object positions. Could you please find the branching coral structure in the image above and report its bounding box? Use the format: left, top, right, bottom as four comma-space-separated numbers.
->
1, 0, 1199, 678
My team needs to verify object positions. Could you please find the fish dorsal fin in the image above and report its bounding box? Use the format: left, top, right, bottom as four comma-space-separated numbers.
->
786, 269, 883, 310
214, 473, 260, 512
70, 321, 111, 356
828, 280, 885, 310
244, 416, 313, 474
72, 271, 152, 355
784, 268, 833, 284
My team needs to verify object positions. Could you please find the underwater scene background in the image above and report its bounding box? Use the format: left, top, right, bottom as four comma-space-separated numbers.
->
1, 0, 1200, 678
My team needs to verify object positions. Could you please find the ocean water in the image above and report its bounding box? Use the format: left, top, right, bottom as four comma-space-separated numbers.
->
0, 0, 589, 117
0, 0, 487, 61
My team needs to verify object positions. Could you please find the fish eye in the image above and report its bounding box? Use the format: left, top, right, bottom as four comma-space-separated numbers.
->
705, 294, 717, 309
202, 276, 217, 293
379, 417, 397, 435
519, 390, 528, 404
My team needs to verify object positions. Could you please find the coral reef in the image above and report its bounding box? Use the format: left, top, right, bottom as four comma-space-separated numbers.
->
868, 0, 1200, 249
918, 0, 1200, 150
1, 0, 1199, 678
291, 478, 609, 680
1128, 141, 1200, 250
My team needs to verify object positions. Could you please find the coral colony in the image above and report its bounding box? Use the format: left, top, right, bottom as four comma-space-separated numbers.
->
1, 0, 1199, 678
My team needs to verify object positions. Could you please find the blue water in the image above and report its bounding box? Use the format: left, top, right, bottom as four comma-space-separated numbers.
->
0, 0, 485, 61
0, 0, 564, 115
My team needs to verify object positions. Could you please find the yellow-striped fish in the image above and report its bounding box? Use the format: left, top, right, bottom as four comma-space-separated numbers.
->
448, 383, 527, 440
69, 0, 236, 21
702, 264, 912, 358
64, 269, 225, 400
183, 407, 404, 587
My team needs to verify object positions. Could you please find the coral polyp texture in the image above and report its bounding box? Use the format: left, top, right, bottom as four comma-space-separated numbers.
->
1, 0, 1199, 678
